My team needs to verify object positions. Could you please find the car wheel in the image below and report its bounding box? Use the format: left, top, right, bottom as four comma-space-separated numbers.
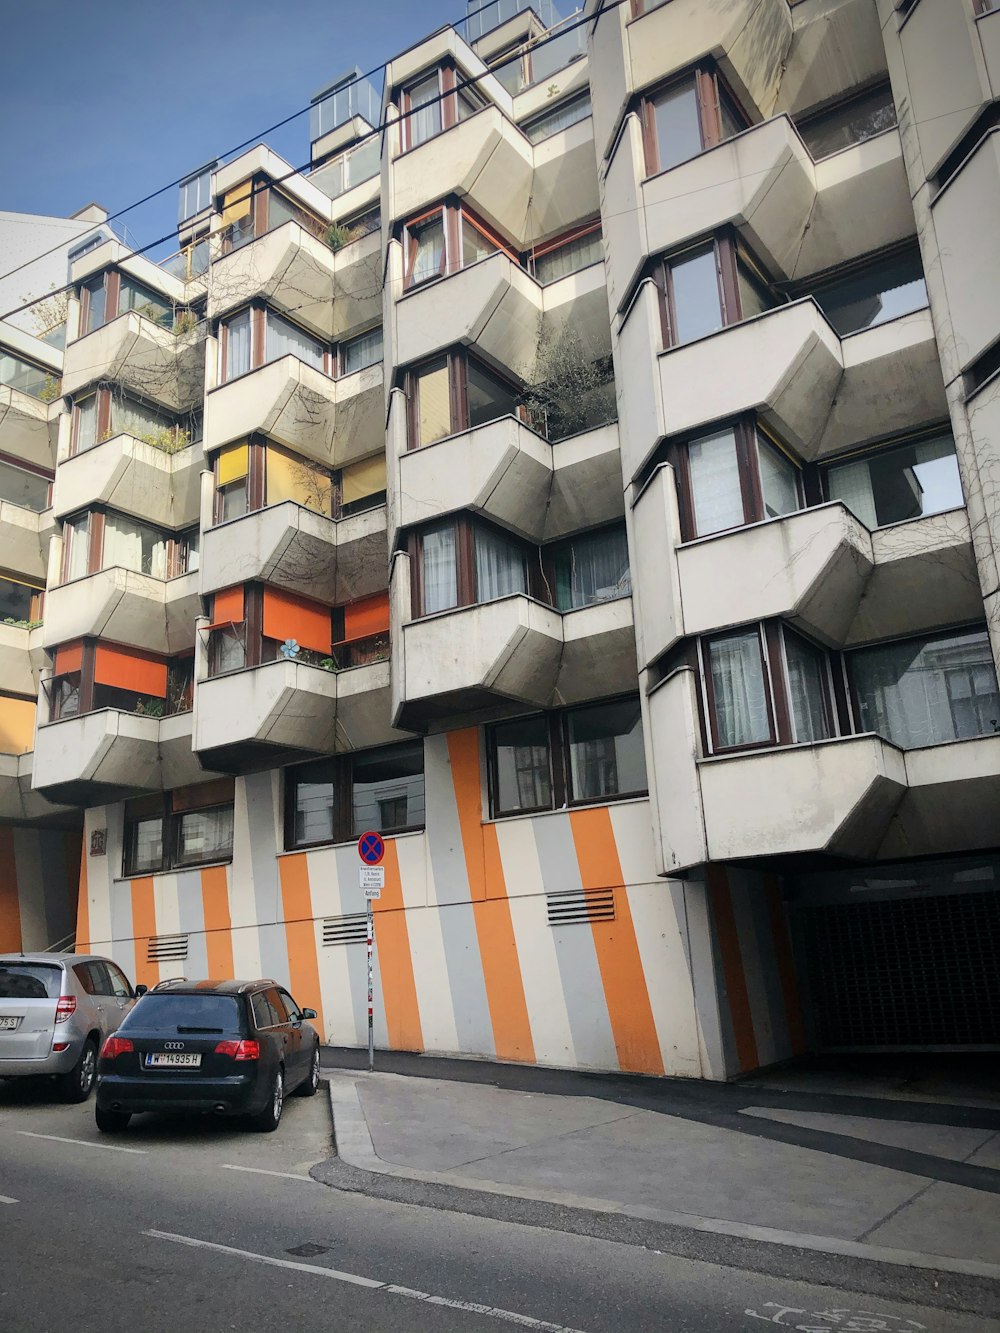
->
57, 1038, 98, 1104
95, 1106, 131, 1133
251, 1069, 284, 1132
295, 1046, 320, 1098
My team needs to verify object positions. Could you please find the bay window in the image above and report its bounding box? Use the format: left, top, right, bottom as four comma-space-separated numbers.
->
402, 202, 510, 290
79, 269, 178, 335
340, 325, 383, 375
642, 66, 749, 176
406, 349, 522, 448
71, 388, 189, 454
46, 641, 193, 724
213, 438, 385, 524
809, 245, 928, 336
413, 517, 531, 617
0, 348, 58, 400
522, 91, 592, 144
658, 233, 778, 349
123, 779, 235, 877
823, 429, 963, 529
0, 575, 43, 625
220, 307, 332, 382
117, 276, 172, 328
285, 740, 425, 850
265, 310, 325, 370
61, 510, 194, 584
528, 222, 602, 286
474, 524, 528, 601
0, 456, 51, 513
549, 524, 631, 610
398, 65, 485, 152
674, 419, 802, 540
487, 697, 647, 817
796, 84, 897, 160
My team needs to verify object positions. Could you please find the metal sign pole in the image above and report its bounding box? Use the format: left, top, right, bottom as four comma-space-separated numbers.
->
366, 896, 374, 1073
357, 831, 385, 1077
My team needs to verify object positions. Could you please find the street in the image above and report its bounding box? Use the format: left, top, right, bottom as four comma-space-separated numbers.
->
1, 1077, 996, 1333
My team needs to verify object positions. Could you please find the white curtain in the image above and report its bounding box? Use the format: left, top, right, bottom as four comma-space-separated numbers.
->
534, 231, 602, 285
112, 397, 168, 440
708, 631, 770, 748
784, 633, 831, 743
422, 523, 458, 613
265, 312, 324, 369
342, 326, 383, 375
407, 75, 442, 147
410, 219, 445, 285
475, 526, 526, 602
102, 516, 143, 573
225, 311, 252, 379
560, 527, 630, 608
826, 456, 878, 528
688, 430, 744, 536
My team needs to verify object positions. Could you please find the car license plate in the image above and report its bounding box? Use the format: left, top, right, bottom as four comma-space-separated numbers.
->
0, 1016, 20, 1031
145, 1052, 201, 1068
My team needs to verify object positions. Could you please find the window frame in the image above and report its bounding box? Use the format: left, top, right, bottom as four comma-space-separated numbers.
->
819, 424, 964, 530
641, 64, 750, 177
527, 220, 603, 286
795, 242, 929, 338
398, 62, 486, 154
409, 515, 546, 619
283, 741, 426, 851
123, 783, 236, 877
218, 304, 333, 383
44, 640, 192, 725
401, 200, 515, 291
655, 231, 777, 349
404, 347, 524, 450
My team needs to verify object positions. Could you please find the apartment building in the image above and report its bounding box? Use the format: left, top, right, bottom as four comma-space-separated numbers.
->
2, 0, 998, 1077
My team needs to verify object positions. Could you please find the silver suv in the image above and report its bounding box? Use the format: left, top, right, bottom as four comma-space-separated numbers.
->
0, 954, 136, 1102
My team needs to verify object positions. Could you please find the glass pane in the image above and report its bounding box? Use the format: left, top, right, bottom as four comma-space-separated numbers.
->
784, 632, 833, 743
532, 230, 603, 285
265, 312, 325, 369
75, 397, 97, 452
409, 215, 446, 285
406, 73, 442, 147
567, 698, 647, 801
84, 278, 106, 334
474, 524, 527, 602
554, 526, 631, 610
415, 359, 451, 446
848, 629, 1000, 748
652, 80, 703, 171
523, 92, 592, 144
0, 459, 49, 512
687, 429, 744, 536
816, 250, 928, 336
128, 817, 163, 875
118, 278, 172, 327
492, 715, 551, 812
0, 352, 53, 399
717, 84, 746, 142
225, 310, 252, 379
176, 805, 234, 864
111, 396, 171, 443
267, 190, 302, 232
707, 630, 771, 748
421, 522, 458, 614
826, 433, 963, 528
103, 514, 168, 578
758, 438, 800, 520
341, 326, 383, 375
798, 85, 897, 160
462, 218, 498, 267
292, 760, 336, 845
266, 447, 332, 514
0, 578, 35, 620
737, 258, 775, 321
669, 247, 723, 345
220, 480, 248, 522
351, 741, 425, 835
65, 515, 90, 582
467, 359, 518, 428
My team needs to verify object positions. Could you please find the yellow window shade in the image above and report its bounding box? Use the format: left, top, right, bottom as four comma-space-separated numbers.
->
0, 697, 36, 756
341, 454, 386, 505
222, 185, 253, 224
266, 447, 332, 514
217, 442, 249, 486
417, 361, 450, 447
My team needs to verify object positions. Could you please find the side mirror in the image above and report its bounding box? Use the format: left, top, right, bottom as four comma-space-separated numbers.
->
300, 1008, 317, 1020
134, 984, 148, 998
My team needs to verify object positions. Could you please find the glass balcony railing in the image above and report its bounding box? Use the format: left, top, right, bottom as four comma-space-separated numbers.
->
310, 75, 382, 143
0, 351, 60, 402
486, 11, 587, 95
462, 0, 562, 42
309, 135, 381, 200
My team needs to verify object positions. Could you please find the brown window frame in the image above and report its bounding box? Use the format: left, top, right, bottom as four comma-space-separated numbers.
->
404, 347, 524, 450
398, 61, 486, 153
654, 231, 778, 348
408, 515, 554, 620
402, 199, 516, 290
283, 740, 426, 851
79, 270, 120, 337
45, 640, 193, 725
0, 449, 53, 508
70, 388, 112, 456
641, 64, 750, 178
123, 780, 236, 877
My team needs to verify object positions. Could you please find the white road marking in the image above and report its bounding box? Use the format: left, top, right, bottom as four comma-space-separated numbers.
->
220, 1164, 316, 1182
145, 1230, 592, 1331
17, 1131, 147, 1155
0, 1194, 18, 1204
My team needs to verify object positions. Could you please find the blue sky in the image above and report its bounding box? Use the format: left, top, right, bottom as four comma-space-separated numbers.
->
0, 0, 461, 255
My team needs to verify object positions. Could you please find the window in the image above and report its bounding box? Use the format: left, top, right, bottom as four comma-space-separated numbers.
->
487, 697, 647, 817
413, 517, 532, 617
522, 92, 592, 144
110, 395, 174, 445
223, 309, 252, 380
406, 212, 447, 286
0, 457, 51, 513
642, 67, 748, 176
310, 136, 381, 200
178, 165, 214, 223
45, 641, 192, 724
796, 84, 898, 160
0, 349, 58, 401
73, 395, 99, 453
406, 349, 526, 449
402, 71, 443, 149
340, 326, 383, 375
474, 524, 528, 601
823, 430, 964, 528
402, 202, 510, 290
0, 576, 42, 624
82, 275, 107, 334
467, 358, 518, 429
266, 444, 333, 515
701, 623, 835, 753
411, 357, 452, 446
675, 420, 802, 540
812, 247, 928, 336
102, 514, 169, 578
529, 224, 602, 286
265, 311, 325, 370
63, 514, 92, 582
285, 741, 426, 849
420, 521, 459, 613
847, 628, 1000, 749
123, 780, 235, 876
658, 234, 777, 349
118, 277, 172, 328
550, 525, 631, 610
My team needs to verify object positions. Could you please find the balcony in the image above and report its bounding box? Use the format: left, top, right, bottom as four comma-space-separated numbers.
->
203, 356, 383, 469
392, 413, 623, 546
192, 657, 400, 771
31, 708, 205, 806
0, 381, 57, 470
0, 501, 49, 582
41, 570, 200, 657
527, 111, 601, 243
880, 735, 1000, 860
0, 752, 75, 823
51, 434, 201, 529
0, 624, 45, 698
62, 312, 206, 413
208, 222, 382, 343
200, 501, 387, 605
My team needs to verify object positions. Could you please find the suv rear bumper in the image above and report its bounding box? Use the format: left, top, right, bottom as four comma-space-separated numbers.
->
0, 1047, 81, 1078
96, 1071, 264, 1116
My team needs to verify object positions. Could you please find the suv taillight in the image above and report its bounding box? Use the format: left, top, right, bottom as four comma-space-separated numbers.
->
100, 1035, 134, 1059
55, 995, 76, 1023
214, 1039, 259, 1061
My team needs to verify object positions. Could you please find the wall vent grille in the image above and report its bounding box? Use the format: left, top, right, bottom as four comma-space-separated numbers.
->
546, 888, 615, 926
323, 913, 368, 946
147, 933, 189, 963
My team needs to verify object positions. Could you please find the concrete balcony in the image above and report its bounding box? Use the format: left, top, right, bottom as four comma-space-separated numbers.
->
203, 356, 382, 470
208, 222, 382, 343
880, 735, 1000, 861
42, 570, 200, 657
0, 383, 57, 470
200, 501, 387, 605
556, 598, 637, 704
393, 414, 623, 546
192, 658, 399, 770
0, 752, 76, 824
0, 502, 48, 582
0, 624, 46, 698
529, 113, 601, 245
31, 708, 206, 806
390, 105, 534, 245
62, 312, 206, 413
52, 434, 202, 529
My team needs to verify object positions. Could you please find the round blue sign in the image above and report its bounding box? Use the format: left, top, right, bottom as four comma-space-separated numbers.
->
358, 831, 385, 865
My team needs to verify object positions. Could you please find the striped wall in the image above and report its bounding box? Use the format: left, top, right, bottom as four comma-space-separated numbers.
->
76, 728, 805, 1080
0, 825, 81, 953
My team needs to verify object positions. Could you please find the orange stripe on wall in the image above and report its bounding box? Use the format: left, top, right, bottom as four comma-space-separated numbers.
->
130, 877, 160, 990
706, 865, 759, 1073
447, 730, 535, 1064
373, 839, 423, 1051
569, 807, 664, 1076
201, 865, 234, 980
0, 827, 22, 952
764, 874, 807, 1057
75, 835, 89, 953
278, 854, 325, 1035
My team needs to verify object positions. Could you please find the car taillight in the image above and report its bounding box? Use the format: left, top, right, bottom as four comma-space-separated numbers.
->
214, 1039, 259, 1061
54, 995, 76, 1023
100, 1035, 134, 1059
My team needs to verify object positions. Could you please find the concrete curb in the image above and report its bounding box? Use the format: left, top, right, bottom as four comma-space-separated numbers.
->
327, 1073, 1000, 1283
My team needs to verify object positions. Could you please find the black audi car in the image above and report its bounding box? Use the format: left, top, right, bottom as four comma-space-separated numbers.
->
95, 978, 321, 1133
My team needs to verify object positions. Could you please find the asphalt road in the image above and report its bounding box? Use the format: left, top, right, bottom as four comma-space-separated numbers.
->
0, 1076, 995, 1333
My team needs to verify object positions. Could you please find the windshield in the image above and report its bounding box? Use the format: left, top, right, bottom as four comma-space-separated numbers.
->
0, 964, 62, 999
121, 993, 241, 1033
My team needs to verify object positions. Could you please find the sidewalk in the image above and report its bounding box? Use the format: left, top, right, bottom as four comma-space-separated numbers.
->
324, 1056, 1000, 1280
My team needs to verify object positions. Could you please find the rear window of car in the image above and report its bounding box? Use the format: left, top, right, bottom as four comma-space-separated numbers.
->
120, 993, 242, 1033
0, 964, 62, 999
